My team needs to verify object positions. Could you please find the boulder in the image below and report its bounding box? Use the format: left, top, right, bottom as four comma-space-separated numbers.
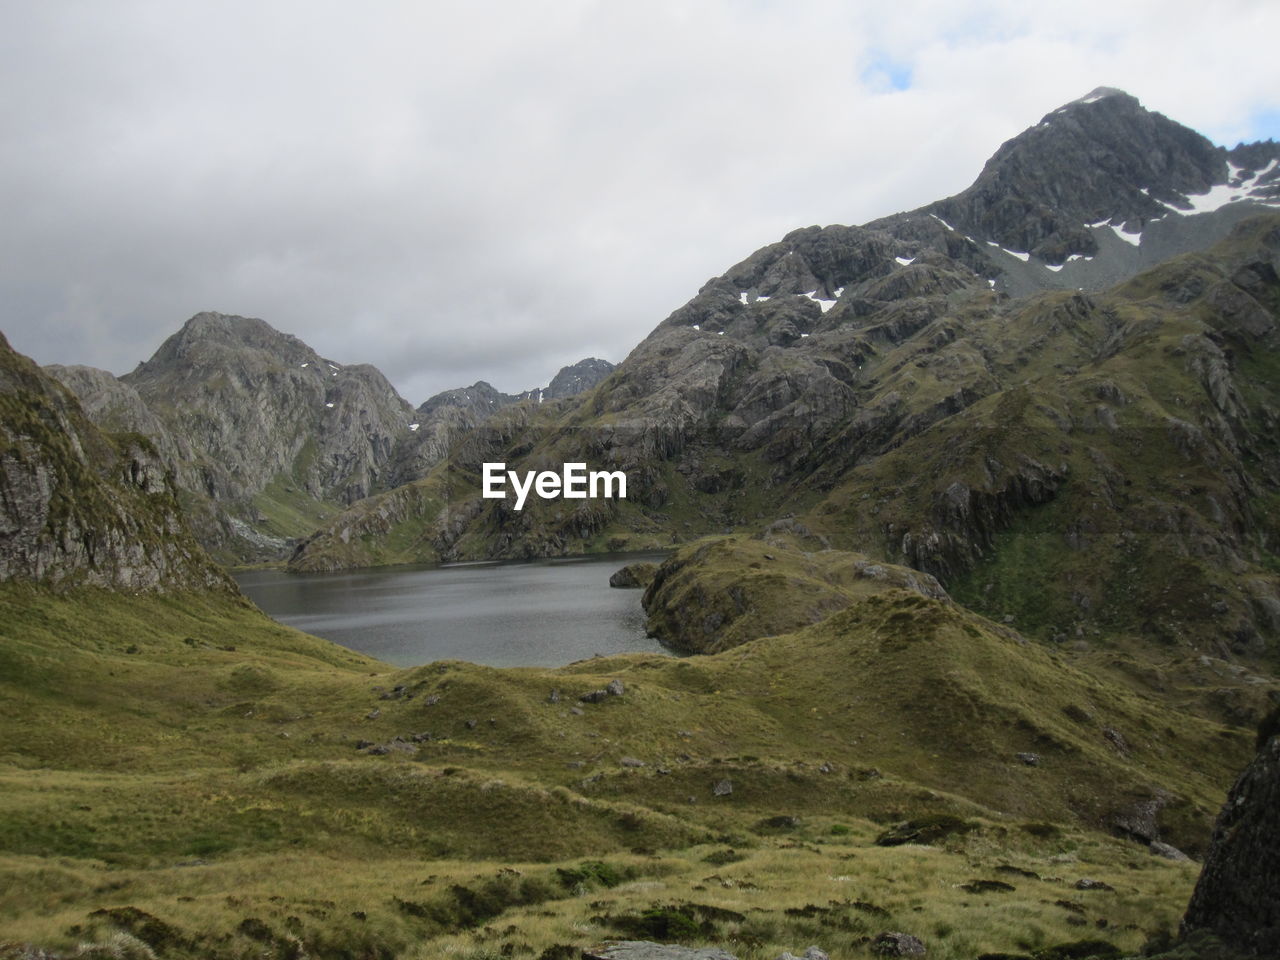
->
872, 932, 926, 956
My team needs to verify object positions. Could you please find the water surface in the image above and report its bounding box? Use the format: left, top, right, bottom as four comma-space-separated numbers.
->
235, 553, 670, 668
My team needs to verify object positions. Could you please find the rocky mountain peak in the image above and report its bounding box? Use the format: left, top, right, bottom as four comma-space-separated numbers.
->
545, 357, 615, 399
139, 310, 317, 370
933, 88, 1225, 257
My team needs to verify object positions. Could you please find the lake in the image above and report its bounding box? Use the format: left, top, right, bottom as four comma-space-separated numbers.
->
234, 553, 671, 668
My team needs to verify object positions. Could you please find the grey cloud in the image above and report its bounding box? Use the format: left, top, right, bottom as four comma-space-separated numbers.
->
2, 1, 1277, 402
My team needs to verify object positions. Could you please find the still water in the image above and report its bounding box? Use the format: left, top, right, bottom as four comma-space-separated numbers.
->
234, 553, 670, 668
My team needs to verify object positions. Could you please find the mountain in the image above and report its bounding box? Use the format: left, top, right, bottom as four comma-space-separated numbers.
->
883, 87, 1280, 297
385, 358, 615, 488
289, 90, 1280, 693
48, 320, 615, 562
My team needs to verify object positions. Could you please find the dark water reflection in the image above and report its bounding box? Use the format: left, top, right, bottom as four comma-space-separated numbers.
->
234, 553, 670, 668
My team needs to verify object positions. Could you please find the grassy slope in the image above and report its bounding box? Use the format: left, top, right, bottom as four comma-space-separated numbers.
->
0, 582, 1251, 959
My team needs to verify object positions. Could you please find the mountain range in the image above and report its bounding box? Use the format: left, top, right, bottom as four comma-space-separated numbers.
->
3, 87, 1279, 958
44, 314, 614, 562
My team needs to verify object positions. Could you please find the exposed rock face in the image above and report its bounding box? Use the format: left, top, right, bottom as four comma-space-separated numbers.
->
42, 364, 186, 478
1180, 709, 1280, 955
0, 333, 228, 591
122, 312, 414, 507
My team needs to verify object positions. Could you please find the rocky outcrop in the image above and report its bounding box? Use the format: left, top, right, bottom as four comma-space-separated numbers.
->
1180, 708, 1280, 955
0, 333, 228, 591
608, 561, 657, 588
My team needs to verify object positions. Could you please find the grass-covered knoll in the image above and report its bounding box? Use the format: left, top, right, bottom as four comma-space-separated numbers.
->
642, 535, 948, 654
0, 575, 1254, 956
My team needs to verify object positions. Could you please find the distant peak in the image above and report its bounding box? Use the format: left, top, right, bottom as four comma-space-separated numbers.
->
1040, 87, 1142, 124
1073, 86, 1130, 104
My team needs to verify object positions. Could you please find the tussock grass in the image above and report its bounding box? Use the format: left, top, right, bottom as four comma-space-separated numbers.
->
0, 582, 1238, 956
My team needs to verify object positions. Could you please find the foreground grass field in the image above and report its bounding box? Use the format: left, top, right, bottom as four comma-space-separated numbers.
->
0, 582, 1253, 958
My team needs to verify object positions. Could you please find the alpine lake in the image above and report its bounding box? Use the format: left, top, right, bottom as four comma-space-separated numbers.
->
234, 552, 671, 668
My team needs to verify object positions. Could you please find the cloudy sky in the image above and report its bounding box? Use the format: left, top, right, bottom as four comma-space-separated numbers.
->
3, 1, 1279, 404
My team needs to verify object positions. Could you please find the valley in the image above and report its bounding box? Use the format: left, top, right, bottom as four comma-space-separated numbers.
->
3, 88, 1279, 959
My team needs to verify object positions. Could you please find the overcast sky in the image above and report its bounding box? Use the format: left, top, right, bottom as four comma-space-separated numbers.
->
3, 1, 1279, 404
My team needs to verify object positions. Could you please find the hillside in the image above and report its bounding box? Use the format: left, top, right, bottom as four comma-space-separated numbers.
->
0, 563, 1257, 958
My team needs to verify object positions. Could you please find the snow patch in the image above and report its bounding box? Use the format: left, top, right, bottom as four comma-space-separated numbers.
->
717, 331, 725, 335
739, 292, 749, 305
692, 324, 700, 330
1045, 263, 1064, 272
300, 362, 309, 368
929, 213, 957, 232
1108, 223, 1142, 246
800, 333, 811, 338
986, 240, 1030, 262
409, 423, 420, 431
895, 256, 915, 266
1165, 158, 1280, 215
803, 291, 837, 313
325, 402, 334, 408
987, 278, 996, 288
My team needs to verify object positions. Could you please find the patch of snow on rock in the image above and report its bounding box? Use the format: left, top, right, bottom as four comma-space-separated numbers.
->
803, 291, 837, 313
1107, 223, 1142, 246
